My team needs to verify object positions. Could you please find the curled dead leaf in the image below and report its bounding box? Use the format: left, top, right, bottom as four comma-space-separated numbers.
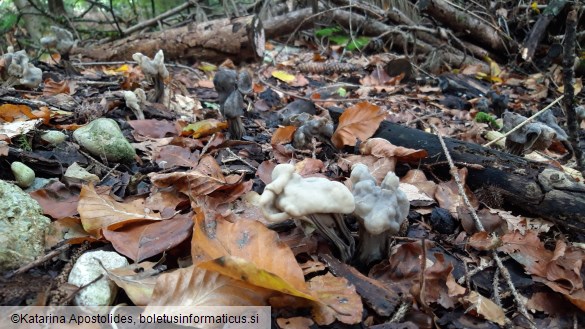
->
331, 102, 385, 149
78, 184, 161, 238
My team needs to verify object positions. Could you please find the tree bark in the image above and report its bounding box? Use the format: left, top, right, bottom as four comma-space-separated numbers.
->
13, 0, 50, 41
72, 15, 264, 64
328, 108, 585, 232
418, 0, 513, 53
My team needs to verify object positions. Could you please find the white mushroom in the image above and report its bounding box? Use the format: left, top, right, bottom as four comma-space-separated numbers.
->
351, 164, 410, 265
132, 50, 168, 103
123, 90, 145, 120
260, 163, 356, 261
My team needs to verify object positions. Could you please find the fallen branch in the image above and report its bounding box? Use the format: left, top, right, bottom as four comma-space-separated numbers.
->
328, 108, 585, 232
418, 0, 513, 53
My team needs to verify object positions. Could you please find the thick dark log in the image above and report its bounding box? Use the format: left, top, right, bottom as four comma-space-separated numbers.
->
328, 108, 585, 232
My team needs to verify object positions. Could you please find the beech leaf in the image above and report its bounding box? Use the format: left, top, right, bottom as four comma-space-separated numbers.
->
331, 102, 385, 149
78, 184, 161, 238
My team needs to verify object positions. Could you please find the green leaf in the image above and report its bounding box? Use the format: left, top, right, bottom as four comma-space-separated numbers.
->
315, 27, 341, 38
346, 36, 371, 51
329, 35, 350, 46
337, 87, 347, 97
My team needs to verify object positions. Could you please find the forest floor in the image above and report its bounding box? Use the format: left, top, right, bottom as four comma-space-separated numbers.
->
1, 19, 585, 329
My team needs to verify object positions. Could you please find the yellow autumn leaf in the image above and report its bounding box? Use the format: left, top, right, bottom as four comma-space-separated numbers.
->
272, 70, 296, 83
557, 78, 583, 94
198, 62, 217, 72
198, 256, 316, 301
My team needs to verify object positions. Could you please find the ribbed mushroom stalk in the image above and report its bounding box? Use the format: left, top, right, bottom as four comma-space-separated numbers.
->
350, 164, 410, 266
259, 164, 356, 261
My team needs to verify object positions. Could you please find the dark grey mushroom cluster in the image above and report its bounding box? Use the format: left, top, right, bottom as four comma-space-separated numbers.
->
502, 110, 569, 156
213, 68, 253, 140
278, 99, 334, 149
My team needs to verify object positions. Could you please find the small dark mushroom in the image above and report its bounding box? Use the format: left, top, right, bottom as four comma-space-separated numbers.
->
223, 90, 245, 140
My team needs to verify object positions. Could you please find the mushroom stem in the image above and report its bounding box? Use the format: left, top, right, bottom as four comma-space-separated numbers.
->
151, 76, 165, 103
307, 213, 355, 262
356, 225, 390, 266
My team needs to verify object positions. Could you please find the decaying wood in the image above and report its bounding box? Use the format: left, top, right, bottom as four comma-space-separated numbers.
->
72, 15, 264, 63
264, 8, 314, 39
328, 108, 585, 232
331, 0, 499, 63
418, 0, 513, 53
328, 8, 488, 71
521, 0, 569, 61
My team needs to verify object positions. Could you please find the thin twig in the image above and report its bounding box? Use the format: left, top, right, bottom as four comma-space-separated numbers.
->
200, 133, 216, 157
225, 148, 256, 170
4, 244, 71, 279
431, 123, 536, 329
483, 95, 564, 147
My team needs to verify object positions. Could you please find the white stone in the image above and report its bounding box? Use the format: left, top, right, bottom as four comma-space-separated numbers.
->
64, 162, 99, 184
68, 250, 129, 306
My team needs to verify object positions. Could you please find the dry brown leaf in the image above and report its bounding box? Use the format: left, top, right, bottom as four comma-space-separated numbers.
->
30, 181, 80, 219
331, 102, 385, 149
434, 167, 479, 217
191, 212, 309, 297
78, 184, 161, 238
271, 126, 297, 145
44, 216, 97, 249
467, 231, 502, 251
338, 154, 395, 185
147, 265, 273, 307
300, 260, 326, 276
308, 273, 363, 325
107, 261, 165, 305
276, 317, 314, 329
359, 137, 428, 163
43, 78, 76, 96
257, 160, 276, 184
198, 256, 315, 300
460, 291, 507, 326
149, 155, 242, 198
294, 158, 324, 176
498, 230, 552, 277
103, 213, 193, 262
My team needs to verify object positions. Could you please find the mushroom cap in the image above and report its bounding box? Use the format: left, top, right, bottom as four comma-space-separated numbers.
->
503, 111, 556, 155
260, 164, 355, 222
237, 70, 253, 95
223, 89, 244, 119
213, 69, 237, 105
351, 165, 409, 235
132, 50, 168, 79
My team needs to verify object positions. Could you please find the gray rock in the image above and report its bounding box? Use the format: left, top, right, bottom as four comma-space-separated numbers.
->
0, 180, 51, 272
11, 161, 35, 188
64, 162, 100, 184
68, 250, 129, 306
41, 131, 67, 145
73, 118, 136, 163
